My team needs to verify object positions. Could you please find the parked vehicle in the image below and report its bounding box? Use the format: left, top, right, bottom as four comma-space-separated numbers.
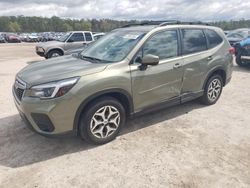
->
234, 38, 250, 67
224, 30, 230, 35
13, 21, 233, 144
65, 35, 101, 55
226, 28, 250, 46
0, 35, 6, 43
19, 33, 29, 42
93, 32, 105, 41
26, 33, 40, 42
5, 34, 21, 43
36, 31, 94, 58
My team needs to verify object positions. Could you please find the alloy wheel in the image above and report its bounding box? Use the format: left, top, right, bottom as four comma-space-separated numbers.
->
207, 78, 222, 102
90, 106, 120, 139
51, 52, 60, 58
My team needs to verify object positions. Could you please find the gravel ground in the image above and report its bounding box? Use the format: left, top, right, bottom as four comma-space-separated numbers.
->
0, 43, 250, 188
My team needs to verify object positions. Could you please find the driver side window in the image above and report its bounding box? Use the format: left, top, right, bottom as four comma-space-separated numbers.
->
68, 33, 85, 42
144, 30, 178, 59
134, 30, 178, 64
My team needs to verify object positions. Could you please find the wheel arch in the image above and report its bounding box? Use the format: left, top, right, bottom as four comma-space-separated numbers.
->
203, 67, 227, 89
46, 48, 64, 57
73, 89, 134, 135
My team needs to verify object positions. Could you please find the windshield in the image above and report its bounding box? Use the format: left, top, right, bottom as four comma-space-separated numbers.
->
58, 32, 71, 42
80, 30, 146, 62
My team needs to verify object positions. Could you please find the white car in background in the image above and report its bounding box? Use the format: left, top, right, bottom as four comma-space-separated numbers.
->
36, 31, 94, 58
93, 32, 105, 40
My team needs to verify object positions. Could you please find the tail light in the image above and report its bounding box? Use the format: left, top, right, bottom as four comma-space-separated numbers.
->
229, 47, 235, 55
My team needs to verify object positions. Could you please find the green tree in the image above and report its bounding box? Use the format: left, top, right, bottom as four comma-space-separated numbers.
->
62, 23, 73, 31
81, 20, 91, 30
7, 21, 21, 32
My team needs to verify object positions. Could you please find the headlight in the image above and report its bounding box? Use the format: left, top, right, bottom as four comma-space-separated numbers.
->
29, 77, 80, 99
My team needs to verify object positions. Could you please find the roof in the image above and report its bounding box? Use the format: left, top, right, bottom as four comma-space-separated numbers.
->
115, 25, 157, 32
115, 21, 215, 33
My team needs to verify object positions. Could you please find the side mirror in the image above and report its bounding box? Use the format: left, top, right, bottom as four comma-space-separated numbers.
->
140, 54, 159, 70
142, 54, 159, 66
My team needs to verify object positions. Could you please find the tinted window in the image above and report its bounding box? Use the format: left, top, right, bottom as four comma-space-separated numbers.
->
69, 33, 84, 42
205, 29, 223, 49
182, 29, 207, 55
143, 30, 178, 60
85, 32, 93, 41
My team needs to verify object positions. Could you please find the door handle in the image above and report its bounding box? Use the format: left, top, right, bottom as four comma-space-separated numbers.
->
173, 63, 182, 69
207, 56, 213, 61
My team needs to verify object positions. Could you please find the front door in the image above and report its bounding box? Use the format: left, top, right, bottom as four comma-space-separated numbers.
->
64, 32, 86, 52
130, 30, 184, 111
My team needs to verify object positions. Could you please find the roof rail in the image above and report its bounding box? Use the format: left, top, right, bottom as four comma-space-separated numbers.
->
122, 20, 179, 28
122, 20, 210, 28
160, 21, 210, 26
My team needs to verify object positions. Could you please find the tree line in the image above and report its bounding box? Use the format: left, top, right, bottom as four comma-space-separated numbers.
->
0, 16, 250, 33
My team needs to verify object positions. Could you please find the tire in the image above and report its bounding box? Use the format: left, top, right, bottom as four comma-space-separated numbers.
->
47, 49, 63, 59
236, 54, 250, 67
79, 97, 126, 145
200, 74, 223, 105
236, 54, 245, 67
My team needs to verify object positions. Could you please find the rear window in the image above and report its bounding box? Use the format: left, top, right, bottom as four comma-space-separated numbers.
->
205, 29, 223, 49
182, 29, 207, 55
85, 32, 93, 41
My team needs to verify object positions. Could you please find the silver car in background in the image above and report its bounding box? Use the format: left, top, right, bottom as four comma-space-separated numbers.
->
36, 31, 94, 58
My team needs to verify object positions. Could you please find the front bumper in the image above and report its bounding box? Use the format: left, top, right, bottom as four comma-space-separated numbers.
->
36, 51, 45, 57
36, 47, 46, 57
13, 86, 78, 137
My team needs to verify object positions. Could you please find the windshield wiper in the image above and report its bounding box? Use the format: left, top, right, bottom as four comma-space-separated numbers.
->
80, 55, 104, 63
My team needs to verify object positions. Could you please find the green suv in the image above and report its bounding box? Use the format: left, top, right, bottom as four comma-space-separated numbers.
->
13, 21, 233, 144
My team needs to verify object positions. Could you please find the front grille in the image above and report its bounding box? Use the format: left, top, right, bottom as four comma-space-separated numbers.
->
13, 77, 26, 101
14, 87, 25, 101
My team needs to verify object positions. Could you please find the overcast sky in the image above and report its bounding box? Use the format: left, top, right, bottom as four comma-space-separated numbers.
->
0, 0, 250, 21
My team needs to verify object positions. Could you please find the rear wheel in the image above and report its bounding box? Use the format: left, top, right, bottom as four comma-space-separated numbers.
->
47, 50, 63, 58
200, 75, 223, 105
79, 97, 126, 145
236, 54, 250, 67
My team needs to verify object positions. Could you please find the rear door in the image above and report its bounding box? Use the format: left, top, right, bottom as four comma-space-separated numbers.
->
180, 28, 210, 94
64, 32, 85, 51
84, 32, 94, 44
130, 29, 184, 111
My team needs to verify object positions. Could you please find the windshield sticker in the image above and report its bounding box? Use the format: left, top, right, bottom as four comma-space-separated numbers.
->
123, 34, 141, 40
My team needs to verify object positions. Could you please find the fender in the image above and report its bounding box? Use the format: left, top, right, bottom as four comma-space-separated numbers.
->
46, 47, 65, 56
202, 65, 227, 89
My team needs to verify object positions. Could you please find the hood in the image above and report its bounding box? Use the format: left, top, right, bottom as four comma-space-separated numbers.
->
17, 55, 108, 87
36, 40, 63, 48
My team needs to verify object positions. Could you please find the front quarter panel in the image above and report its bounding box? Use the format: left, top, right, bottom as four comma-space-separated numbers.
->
74, 60, 132, 109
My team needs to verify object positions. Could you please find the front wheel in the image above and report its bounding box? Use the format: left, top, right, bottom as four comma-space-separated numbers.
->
79, 97, 126, 145
200, 75, 223, 105
47, 50, 63, 59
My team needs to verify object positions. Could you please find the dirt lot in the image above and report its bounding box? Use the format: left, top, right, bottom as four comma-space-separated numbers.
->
0, 43, 250, 188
